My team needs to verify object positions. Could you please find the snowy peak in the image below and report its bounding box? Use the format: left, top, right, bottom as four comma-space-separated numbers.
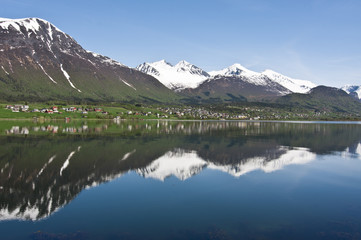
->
0, 17, 67, 42
341, 85, 361, 99
262, 69, 317, 94
174, 60, 210, 76
136, 60, 209, 90
209, 63, 258, 77
209, 63, 271, 86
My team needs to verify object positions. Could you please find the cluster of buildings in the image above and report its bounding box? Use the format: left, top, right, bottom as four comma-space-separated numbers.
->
4, 105, 108, 115
5, 104, 29, 112
158, 107, 249, 120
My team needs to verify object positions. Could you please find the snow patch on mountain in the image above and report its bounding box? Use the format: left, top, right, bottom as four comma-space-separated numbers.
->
37, 63, 57, 84
121, 79, 136, 91
60, 64, 81, 92
136, 60, 210, 90
1, 66, 9, 75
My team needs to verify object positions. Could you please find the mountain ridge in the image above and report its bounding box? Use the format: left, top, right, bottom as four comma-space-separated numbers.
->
137, 60, 318, 95
0, 17, 178, 103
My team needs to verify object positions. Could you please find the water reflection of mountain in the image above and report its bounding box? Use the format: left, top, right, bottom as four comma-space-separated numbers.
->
0, 121, 361, 221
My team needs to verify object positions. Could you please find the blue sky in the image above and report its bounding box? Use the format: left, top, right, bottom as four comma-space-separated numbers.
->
1, 0, 361, 87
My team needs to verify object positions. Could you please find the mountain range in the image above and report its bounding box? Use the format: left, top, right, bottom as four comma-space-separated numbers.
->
0, 17, 360, 111
136, 61, 319, 102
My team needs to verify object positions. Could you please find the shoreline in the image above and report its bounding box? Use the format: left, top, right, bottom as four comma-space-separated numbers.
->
0, 117, 361, 124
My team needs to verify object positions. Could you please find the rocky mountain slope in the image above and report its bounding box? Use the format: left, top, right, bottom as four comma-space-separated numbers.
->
0, 18, 178, 103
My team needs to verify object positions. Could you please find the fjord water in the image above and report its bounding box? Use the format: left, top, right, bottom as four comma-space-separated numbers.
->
1, 120, 361, 240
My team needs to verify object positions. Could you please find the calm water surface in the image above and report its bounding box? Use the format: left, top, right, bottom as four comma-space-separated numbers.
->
0, 120, 361, 240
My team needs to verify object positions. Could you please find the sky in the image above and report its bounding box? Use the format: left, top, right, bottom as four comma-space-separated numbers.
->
0, 0, 361, 87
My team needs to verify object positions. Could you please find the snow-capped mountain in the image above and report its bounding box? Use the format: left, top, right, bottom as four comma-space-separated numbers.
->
341, 85, 361, 99
0, 17, 176, 102
137, 60, 317, 96
136, 60, 210, 91
210, 64, 316, 93
262, 69, 317, 94
209, 63, 268, 85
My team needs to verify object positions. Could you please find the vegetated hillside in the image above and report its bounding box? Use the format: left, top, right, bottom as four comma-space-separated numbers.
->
277, 86, 361, 115
0, 18, 179, 103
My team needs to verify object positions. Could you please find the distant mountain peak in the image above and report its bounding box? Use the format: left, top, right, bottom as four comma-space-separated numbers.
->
136, 60, 209, 90
209, 63, 259, 78
341, 85, 361, 99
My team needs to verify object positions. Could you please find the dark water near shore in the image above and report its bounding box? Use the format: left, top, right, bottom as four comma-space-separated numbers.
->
1, 120, 361, 240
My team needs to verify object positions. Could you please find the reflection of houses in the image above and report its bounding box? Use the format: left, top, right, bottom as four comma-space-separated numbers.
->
6, 126, 29, 135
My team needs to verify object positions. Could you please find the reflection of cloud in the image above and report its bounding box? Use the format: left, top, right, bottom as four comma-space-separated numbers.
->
137, 147, 316, 180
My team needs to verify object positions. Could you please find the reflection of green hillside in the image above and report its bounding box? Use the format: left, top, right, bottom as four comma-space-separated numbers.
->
1, 121, 361, 220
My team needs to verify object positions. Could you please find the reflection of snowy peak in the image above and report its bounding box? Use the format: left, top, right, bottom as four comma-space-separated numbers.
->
137, 147, 316, 180
137, 149, 207, 181
208, 147, 316, 177
136, 60, 210, 90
